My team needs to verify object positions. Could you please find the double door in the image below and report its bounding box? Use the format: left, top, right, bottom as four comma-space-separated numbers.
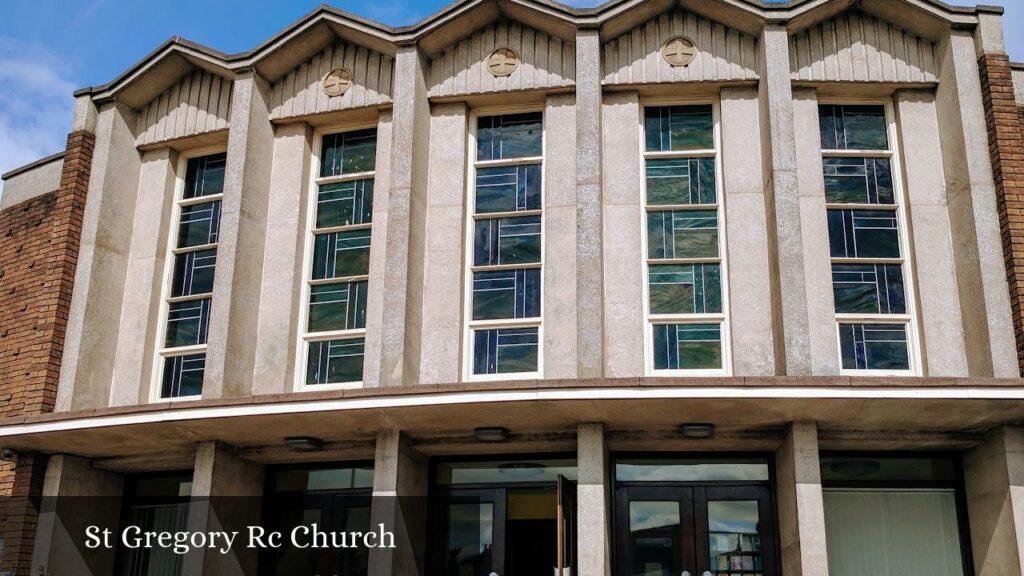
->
260, 492, 371, 576
615, 484, 776, 576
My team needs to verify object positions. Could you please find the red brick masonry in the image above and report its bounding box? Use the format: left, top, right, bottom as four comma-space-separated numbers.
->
0, 130, 94, 575
980, 54, 1024, 375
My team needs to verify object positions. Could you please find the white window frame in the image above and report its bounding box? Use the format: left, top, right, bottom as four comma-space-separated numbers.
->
462, 106, 546, 382
150, 145, 226, 403
640, 99, 732, 377
820, 99, 921, 376
294, 122, 379, 392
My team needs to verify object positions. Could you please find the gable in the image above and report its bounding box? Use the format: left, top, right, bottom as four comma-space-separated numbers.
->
790, 10, 938, 84
136, 69, 232, 147
602, 10, 758, 86
269, 41, 394, 121
427, 21, 575, 98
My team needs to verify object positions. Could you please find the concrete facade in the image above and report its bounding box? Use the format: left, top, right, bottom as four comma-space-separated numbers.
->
2, 0, 1024, 575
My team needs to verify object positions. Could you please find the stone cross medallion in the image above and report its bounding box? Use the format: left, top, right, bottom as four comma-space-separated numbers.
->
662, 36, 697, 67
487, 47, 520, 77
323, 68, 353, 97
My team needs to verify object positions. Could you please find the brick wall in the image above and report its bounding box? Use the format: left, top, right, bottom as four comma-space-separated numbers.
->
0, 130, 93, 575
979, 53, 1024, 375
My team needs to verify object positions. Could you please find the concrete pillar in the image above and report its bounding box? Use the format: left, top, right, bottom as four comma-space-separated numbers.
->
182, 441, 264, 576
575, 28, 604, 379
758, 26, 813, 376
251, 122, 313, 395
363, 111, 394, 387
577, 423, 611, 576
109, 148, 180, 405
790, 89, 841, 376
601, 91, 644, 377
894, 90, 970, 376
202, 72, 275, 399
544, 93, 579, 379
368, 430, 428, 576
964, 427, 1024, 576
415, 103, 468, 384
373, 45, 431, 387
720, 87, 777, 376
57, 102, 140, 411
776, 422, 829, 576
935, 30, 1019, 377
30, 455, 123, 576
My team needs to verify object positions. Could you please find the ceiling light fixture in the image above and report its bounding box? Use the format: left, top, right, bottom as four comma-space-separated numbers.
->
678, 423, 716, 439
284, 436, 324, 452
474, 427, 510, 442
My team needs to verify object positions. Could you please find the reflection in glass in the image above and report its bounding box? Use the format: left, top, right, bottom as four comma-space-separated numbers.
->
832, 264, 905, 314
308, 281, 367, 333
839, 323, 910, 371
819, 105, 888, 151
823, 157, 894, 205
646, 158, 716, 205
306, 338, 365, 385
474, 216, 542, 266
647, 210, 719, 260
446, 503, 494, 576
183, 152, 226, 199
648, 264, 721, 315
653, 323, 722, 370
272, 467, 374, 492
475, 164, 542, 213
177, 201, 222, 247
472, 328, 539, 375
321, 129, 377, 177
645, 105, 714, 151
436, 460, 577, 485
477, 113, 543, 160
473, 269, 541, 320
629, 501, 681, 576
616, 460, 770, 482
828, 209, 900, 259
312, 229, 372, 279
707, 500, 762, 575
316, 180, 373, 228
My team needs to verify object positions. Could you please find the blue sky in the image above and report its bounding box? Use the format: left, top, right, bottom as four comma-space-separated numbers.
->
0, 0, 1022, 181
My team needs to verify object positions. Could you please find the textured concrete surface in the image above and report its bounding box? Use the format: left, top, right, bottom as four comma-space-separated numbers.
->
965, 427, 1024, 576
369, 430, 428, 576
776, 422, 830, 576
577, 422, 611, 576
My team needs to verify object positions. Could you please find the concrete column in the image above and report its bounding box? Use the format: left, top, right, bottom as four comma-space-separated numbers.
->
894, 90, 970, 376
577, 423, 611, 576
57, 102, 140, 411
203, 72, 275, 398
935, 30, 1019, 377
373, 45, 431, 387
575, 28, 604, 378
363, 111, 394, 387
31, 455, 123, 576
791, 89, 841, 376
601, 92, 644, 377
776, 422, 829, 576
544, 93, 579, 379
109, 148, 179, 405
758, 26, 813, 376
720, 87, 777, 376
965, 427, 1024, 576
415, 103, 468, 384
368, 430, 428, 576
182, 441, 264, 576
251, 122, 313, 395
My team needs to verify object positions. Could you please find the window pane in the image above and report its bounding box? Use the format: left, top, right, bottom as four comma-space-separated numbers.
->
161, 353, 205, 398
177, 201, 221, 248
474, 215, 542, 266
646, 157, 717, 205
472, 268, 541, 320
629, 501, 682, 576
316, 179, 373, 228
183, 153, 226, 199
306, 338, 365, 385
477, 113, 543, 161
647, 210, 719, 259
165, 298, 211, 348
828, 209, 900, 259
475, 164, 542, 214
616, 460, 770, 482
171, 249, 217, 298
832, 264, 906, 314
648, 263, 722, 314
823, 158, 894, 205
708, 501, 763, 575
445, 503, 494, 576
645, 105, 714, 151
839, 323, 910, 370
435, 459, 577, 485
653, 323, 722, 370
321, 129, 377, 177
308, 281, 368, 332
473, 327, 539, 374
312, 229, 371, 279
819, 105, 889, 150
272, 466, 375, 491
821, 456, 958, 484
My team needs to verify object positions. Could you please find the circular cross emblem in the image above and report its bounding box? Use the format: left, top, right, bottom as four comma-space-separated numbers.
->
487, 47, 520, 77
322, 68, 353, 97
662, 37, 697, 67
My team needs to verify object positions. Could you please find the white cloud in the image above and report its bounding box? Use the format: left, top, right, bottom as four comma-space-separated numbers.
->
0, 40, 77, 198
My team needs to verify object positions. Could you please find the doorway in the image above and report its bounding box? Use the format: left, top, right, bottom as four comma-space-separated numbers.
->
613, 457, 778, 576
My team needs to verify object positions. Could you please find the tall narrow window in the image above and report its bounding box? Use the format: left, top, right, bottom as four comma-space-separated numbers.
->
820, 104, 916, 373
642, 104, 728, 374
156, 151, 225, 399
467, 112, 543, 378
300, 128, 376, 388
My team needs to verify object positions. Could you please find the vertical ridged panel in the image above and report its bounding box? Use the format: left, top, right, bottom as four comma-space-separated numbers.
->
790, 10, 938, 83
137, 69, 232, 147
